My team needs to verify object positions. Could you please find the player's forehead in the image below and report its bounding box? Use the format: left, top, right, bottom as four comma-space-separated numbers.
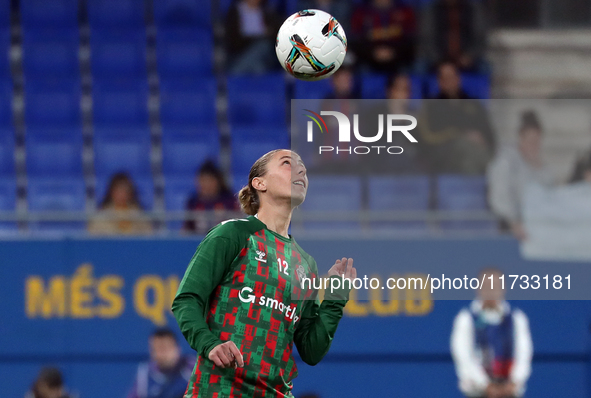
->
274, 150, 304, 166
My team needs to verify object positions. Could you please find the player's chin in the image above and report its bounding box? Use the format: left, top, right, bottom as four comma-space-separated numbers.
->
290, 192, 306, 208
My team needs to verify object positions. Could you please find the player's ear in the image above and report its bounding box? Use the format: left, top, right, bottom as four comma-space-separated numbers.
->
252, 176, 267, 193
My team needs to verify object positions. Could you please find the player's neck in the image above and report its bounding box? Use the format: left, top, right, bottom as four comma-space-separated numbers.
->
256, 205, 292, 239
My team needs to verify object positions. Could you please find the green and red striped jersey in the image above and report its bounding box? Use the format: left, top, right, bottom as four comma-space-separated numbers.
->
172, 215, 350, 398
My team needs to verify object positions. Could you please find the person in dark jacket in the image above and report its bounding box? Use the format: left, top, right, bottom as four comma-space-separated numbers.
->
225, 0, 281, 74
127, 328, 196, 398
351, 0, 417, 72
184, 160, 238, 234
417, 61, 495, 174
420, 0, 487, 72
25, 367, 76, 398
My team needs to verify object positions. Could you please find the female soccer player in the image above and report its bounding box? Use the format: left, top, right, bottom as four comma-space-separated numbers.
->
172, 149, 356, 397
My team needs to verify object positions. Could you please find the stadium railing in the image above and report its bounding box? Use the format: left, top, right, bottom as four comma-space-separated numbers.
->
0, 209, 500, 237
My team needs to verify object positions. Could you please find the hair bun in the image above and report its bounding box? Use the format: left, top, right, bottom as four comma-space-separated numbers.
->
238, 185, 258, 216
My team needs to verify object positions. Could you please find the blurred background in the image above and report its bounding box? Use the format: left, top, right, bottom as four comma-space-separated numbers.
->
1, 0, 591, 397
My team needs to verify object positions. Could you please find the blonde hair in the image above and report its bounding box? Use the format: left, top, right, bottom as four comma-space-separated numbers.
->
238, 149, 286, 215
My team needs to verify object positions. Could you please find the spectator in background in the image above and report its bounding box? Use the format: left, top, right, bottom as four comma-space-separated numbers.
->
88, 172, 153, 235
225, 0, 281, 74
420, 0, 487, 73
309, 67, 362, 174
451, 267, 533, 398
362, 73, 421, 173
488, 111, 554, 240
184, 160, 238, 234
25, 367, 76, 398
127, 328, 195, 398
324, 65, 359, 100
351, 0, 417, 73
297, 0, 352, 33
417, 61, 495, 174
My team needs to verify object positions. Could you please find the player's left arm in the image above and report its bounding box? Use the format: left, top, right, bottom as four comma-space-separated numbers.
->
294, 258, 355, 366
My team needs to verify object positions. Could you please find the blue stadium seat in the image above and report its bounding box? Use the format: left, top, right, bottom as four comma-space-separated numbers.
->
27, 177, 86, 232
293, 79, 333, 100
25, 127, 83, 177
163, 175, 194, 230
0, 177, 15, 210
88, 0, 145, 28
22, 28, 80, 78
368, 176, 431, 233
361, 74, 423, 99
20, 0, 79, 28
90, 30, 147, 78
159, 78, 217, 127
0, 28, 10, 80
92, 79, 149, 127
227, 74, 287, 127
95, 175, 154, 210
222, 0, 286, 15
94, 129, 152, 179
0, 127, 14, 176
0, 177, 17, 232
298, 175, 362, 233
285, 0, 299, 14
436, 175, 496, 231
290, 79, 330, 133
24, 78, 81, 127
164, 176, 193, 211
219, 0, 233, 15
0, 78, 13, 127
153, 0, 211, 27
94, 125, 150, 141
231, 126, 290, 144
161, 127, 220, 176
426, 73, 491, 99
461, 74, 492, 99
25, 125, 80, 140
156, 28, 213, 77
230, 128, 290, 193
0, 0, 9, 28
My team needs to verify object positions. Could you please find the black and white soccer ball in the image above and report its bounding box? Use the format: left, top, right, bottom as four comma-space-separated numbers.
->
275, 9, 347, 81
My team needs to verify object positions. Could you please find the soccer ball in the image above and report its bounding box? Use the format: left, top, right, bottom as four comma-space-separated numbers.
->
275, 9, 347, 81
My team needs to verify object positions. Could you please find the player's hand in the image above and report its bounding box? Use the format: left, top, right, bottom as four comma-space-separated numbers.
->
500, 382, 517, 396
328, 257, 356, 281
208, 341, 244, 369
485, 383, 501, 398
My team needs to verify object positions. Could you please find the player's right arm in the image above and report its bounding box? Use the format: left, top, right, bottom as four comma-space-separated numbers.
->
172, 228, 242, 367
450, 309, 490, 395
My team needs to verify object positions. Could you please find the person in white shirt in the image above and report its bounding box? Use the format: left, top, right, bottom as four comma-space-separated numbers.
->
488, 110, 554, 240
451, 268, 533, 398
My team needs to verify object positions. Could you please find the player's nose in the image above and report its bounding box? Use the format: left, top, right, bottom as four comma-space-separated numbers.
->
297, 165, 307, 180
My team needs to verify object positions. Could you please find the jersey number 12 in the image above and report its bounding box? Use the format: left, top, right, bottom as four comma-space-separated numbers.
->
277, 258, 289, 276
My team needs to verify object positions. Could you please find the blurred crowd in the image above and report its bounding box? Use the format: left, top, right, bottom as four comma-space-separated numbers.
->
91, 64, 591, 242
79, 0, 591, 243
89, 160, 238, 236
225, 0, 488, 75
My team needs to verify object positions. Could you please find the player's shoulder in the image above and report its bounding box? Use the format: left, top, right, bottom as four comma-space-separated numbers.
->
292, 238, 317, 269
453, 307, 473, 325
511, 306, 529, 321
206, 215, 266, 242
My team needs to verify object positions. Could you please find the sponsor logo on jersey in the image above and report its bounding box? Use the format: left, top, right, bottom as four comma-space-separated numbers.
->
296, 264, 307, 288
238, 286, 300, 324
254, 250, 267, 263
